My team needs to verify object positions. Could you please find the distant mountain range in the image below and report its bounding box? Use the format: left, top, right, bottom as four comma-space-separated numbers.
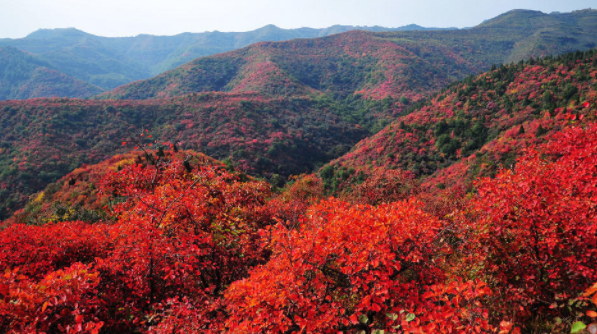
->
0, 23, 456, 93
0, 47, 102, 100
97, 9, 597, 102
1, 9, 597, 101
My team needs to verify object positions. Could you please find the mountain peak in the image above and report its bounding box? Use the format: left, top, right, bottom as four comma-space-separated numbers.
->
477, 9, 548, 26
25, 27, 91, 40
255, 24, 283, 32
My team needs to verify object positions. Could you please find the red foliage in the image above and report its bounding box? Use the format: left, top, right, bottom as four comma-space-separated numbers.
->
343, 168, 418, 205
329, 54, 597, 196
0, 151, 276, 333
0, 263, 104, 334
458, 123, 597, 323
0, 222, 115, 280
267, 174, 324, 228
4, 150, 220, 226
2, 121, 597, 332
223, 199, 492, 333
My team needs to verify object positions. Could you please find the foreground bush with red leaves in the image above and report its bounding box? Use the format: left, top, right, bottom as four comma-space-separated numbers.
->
223, 198, 492, 333
2, 123, 597, 333
456, 123, 597, 330
0, 151, 276, 333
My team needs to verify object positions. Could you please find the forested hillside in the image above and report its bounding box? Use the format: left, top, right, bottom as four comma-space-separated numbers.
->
99, 9, 597, 101
0, 47, 103, 100
2, 8, 597, 332
324, 48, 597, 195
4, 149, 225, 226
4, 18, 597, 218
0, 92, 384, 219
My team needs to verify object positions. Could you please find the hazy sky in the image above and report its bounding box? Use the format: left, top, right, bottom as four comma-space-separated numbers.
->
0, 0, 595, 39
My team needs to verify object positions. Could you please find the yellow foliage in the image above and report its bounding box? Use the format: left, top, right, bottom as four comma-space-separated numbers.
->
110, 158, 135, 171
33, 191, 45, 204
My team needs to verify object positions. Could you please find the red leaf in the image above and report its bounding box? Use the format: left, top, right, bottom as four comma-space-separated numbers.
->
350, 314, 358, 325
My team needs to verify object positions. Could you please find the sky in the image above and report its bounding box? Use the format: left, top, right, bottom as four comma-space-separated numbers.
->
0, 0, 595, 39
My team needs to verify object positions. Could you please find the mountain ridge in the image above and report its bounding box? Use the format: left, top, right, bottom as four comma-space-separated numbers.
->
0, 23, 456, 92
3, 9, 597, 218
0, 9, 595, 95
0, 46, 103, 100
97, 9, 597, 102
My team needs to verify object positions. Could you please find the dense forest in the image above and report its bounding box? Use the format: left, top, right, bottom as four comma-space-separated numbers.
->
0, 92, 403, 219
1, 105, 597, 333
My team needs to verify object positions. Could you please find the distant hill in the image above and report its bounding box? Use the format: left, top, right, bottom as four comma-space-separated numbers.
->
0, 92, 376, 219
98, 9, 597, 101
0, 23, 453, 91
1, 9, 596, 95
98, 30, 481, 101
0, 47, 103, 100
322, 48, 597, 195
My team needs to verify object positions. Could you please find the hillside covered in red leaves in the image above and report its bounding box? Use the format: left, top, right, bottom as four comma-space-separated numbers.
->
3, 6, 597, 334
4, 149, 224, 226
1, 114, 597, 333
324, 49, 597, 195
3, 10, 597, 219
0, 92, 378, 219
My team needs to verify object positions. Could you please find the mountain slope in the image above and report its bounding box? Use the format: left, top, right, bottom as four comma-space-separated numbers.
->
323, 48, 597, 194
3, 10, 597, 217
0, 92, 377, 219
0, 24, 452, 91
98, 9, 597, 101
99, 30, 482, 101
1, 29, 152, 90
0, 47, 103, 100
